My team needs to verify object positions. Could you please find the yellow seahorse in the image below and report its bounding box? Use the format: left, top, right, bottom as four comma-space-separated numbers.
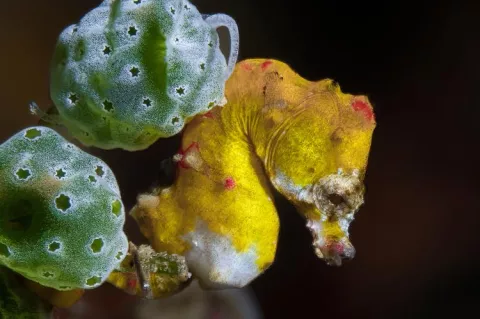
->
131, 59, 376, 288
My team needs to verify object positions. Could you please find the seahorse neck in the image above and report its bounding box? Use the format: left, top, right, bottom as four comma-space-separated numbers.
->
245, 94, 314, 178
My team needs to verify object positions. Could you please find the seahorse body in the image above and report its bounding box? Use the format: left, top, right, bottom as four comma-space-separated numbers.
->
131, 59, 376, 288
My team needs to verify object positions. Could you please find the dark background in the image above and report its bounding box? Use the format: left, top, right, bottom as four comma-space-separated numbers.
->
1, 0, 479, 318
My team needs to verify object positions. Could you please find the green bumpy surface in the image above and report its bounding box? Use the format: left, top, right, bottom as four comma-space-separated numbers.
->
50, 0, 228, 151
0, 127, 128, 290
0, 267, 51, 319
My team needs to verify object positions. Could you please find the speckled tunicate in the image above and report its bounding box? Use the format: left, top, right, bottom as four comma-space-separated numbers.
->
0, 127, 128, 290
49, 0, 239, 151
0, 267, 51, 319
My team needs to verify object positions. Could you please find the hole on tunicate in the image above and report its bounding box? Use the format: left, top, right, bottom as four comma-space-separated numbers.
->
128, 26, 138, 36
88, 175, 97, 183
176, 87, 185, 95
72, 27, 78, 33
102, 116, 107, 122
143, 98, 152, 107
25, 128, 41, 139
172, 117, 180, 125
55, 194, 71, 212
103, 100, 114, 112
130, 67, 140, 77
115, 252, 124, 260
112, 200, 122, 217
59, 286, 71, 290
90, 238, 104, 253
16, 168, 31, 180
95, 166, 105, 177
0, 243, 10, 257
208, 41, 213, 47
86, 276, 101, 286
43, 272, 54, 278
208, 101, 215, 108
200, 63, 205, 70
48, 242, 61, 252
55, 169, 66, 179
133, 0, 141, 4
175, 38, 179, 42
69, 93, 78, 104
84, 132, 90, 137
103, 46, 111, 55
170, 7, 175, 14
184, 5, 189, 10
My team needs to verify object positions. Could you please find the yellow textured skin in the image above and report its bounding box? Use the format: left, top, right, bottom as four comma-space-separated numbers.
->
132, 59, 376, 287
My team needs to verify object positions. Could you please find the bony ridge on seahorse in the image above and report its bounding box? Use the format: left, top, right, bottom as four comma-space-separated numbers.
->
131, 59, 376, 288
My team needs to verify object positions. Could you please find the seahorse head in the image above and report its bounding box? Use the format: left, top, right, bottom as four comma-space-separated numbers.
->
269, 80, 376, 266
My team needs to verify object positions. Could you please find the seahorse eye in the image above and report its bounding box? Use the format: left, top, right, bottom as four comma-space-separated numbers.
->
327, 193, 345, 206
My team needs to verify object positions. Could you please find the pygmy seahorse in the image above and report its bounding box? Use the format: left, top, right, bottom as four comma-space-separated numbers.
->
131, 59, 376, 288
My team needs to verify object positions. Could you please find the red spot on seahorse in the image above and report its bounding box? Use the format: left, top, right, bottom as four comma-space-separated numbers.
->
241, 62, 253, 71
176, 142, 199, 169
203, 111, 215, 119
127, 278, 137, 289
352, 99, 375, 122
330, 242, 345, 255
261, 60, 273, 71
224, 177, 236, 190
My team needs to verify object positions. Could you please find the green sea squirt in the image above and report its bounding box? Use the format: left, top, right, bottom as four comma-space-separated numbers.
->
0, 127, 128, 290
47, 0, 239, 150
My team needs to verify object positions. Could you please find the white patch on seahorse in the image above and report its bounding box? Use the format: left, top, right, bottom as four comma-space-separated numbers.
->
306, 218, 325, 258
339, 212, 355, 236
271, 169, 314, 203
183, 220, 260, 289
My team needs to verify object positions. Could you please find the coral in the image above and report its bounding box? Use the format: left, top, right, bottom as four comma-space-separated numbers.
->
0, 267, 51, 319
131, 59, 376, 288
108, 242, 190, 298
49, 0, 239, 151
0, 127, 128, 290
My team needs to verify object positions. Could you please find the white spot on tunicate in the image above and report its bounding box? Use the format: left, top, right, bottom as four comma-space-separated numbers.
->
183, 220, 260, 288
